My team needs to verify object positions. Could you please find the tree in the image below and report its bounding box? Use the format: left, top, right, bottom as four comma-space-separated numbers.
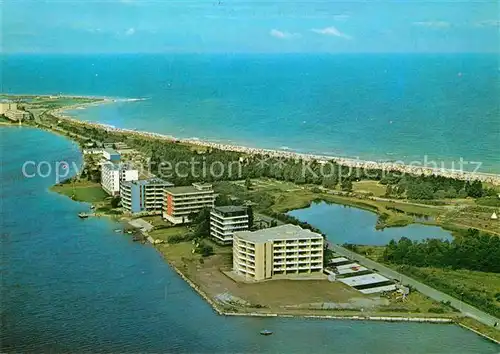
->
247, 205, 254, 229
445, 187, 457, 198
245, 177, 252, 190
110, 196, 121, 208
385, 185, 393, 197
191, 208, 211, 237
458, 188, 468, 198
341, 179, 353, 192
466, 180, 483, 198
196, 242, 214, 257
434, 189, 446, 200
215, 194, 231, 206
322, 176, 337, 189
407, 182, 434, 200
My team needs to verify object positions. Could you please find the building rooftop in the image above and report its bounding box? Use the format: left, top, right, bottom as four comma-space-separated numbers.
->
192, 182, 212, 188
165, 183, 214, 195
123, 178, 174, 187
339, 273, 390, 287
214, 205, 247, 213
102, 162, 136, 171
102, 161, 121, 171
104, 148, 119, 155
234, 224, 322, 243
212, 205, 248, 217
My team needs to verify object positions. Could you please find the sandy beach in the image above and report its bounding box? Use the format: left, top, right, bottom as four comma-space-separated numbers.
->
47, 96, 500, 186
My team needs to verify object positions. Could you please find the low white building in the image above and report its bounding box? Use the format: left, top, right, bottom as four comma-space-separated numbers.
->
102, 148, 121, 162
101, 162, 139, 196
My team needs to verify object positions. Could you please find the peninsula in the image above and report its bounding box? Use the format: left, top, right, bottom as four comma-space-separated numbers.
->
2, 94, 500, 344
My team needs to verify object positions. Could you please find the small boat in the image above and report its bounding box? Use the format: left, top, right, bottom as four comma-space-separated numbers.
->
114, 229, 122, 233
260, 330, 273, 336
78, 213, 88, 219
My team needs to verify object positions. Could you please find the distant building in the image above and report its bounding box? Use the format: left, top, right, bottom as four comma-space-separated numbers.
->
210, 206, 249, 244
163, 183, 216, 224
83, 148, 103, 155
102, 148, 120, 162
0, 102, 17, 113
101, 162, 139, 196
1, 101, 30, 121
5, 110, 30, 122
233, 224, 324, 281
121, 178, 174, 214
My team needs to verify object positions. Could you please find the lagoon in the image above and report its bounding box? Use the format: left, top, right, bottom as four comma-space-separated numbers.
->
288, 201, 453, 246
1, 127, 497, 353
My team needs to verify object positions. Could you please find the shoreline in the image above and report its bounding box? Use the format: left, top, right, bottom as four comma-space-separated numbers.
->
156, 242, 500, 345
36, 94, 500, 185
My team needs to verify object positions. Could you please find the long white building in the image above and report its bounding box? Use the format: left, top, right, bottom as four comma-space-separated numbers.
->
101, 162, 138, 196
210, 206, 249, 244
233, 224, 324, 281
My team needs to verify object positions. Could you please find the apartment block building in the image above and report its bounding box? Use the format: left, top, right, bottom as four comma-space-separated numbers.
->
163, 183, 216, 224
210, 206, 249, 244
101, 162, 139, 196
120, 178, 174, 214
233, 224, 324, 281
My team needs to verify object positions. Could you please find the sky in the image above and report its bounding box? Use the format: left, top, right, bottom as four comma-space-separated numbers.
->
2, 0, 499, 53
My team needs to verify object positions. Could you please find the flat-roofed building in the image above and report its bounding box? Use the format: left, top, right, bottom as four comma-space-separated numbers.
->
102, 148, 120, 162
121, 178, 174, 214
210, 206, 249, 244
101, 162, 139, 196
4, 109, 30, 121
0, 102, 17, 113
163, 183, 215, 224
1, 102, 30, 121
233, 224, 324, 281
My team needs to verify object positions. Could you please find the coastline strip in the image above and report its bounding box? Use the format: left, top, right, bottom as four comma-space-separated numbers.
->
157, 245, 455, 324
42, 95, 500, 185
457, 323, 500, 345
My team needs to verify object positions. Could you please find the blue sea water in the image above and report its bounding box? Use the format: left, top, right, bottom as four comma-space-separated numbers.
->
1, 127, 498, 352
288, 201, 453, 246
2, 54, 499, 172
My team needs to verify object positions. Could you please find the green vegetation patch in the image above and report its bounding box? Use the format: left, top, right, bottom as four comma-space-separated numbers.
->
149, 226, 190, 243
397, 265, 500, 318
51, 180, 108, 203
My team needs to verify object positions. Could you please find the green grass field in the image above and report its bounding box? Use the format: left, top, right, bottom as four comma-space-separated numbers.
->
352, 180, 387, 197
149, 225, 189, 242
51, 180, 108, 203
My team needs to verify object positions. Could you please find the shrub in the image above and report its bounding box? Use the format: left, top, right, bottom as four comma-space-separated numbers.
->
428, 307, 446, 314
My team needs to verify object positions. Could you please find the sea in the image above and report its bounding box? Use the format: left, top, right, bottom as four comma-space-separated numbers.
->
1, 127, 498, 353
2, 53, 499, 173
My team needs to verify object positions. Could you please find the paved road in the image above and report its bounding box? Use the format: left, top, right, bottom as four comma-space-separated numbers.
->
329, 242, 500, 329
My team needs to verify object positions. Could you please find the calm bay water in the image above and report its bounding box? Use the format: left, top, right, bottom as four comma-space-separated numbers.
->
288, 201, 453, 246
1, 128, 498, 352
1, 127, 498, 353
2, 54, 499, 172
